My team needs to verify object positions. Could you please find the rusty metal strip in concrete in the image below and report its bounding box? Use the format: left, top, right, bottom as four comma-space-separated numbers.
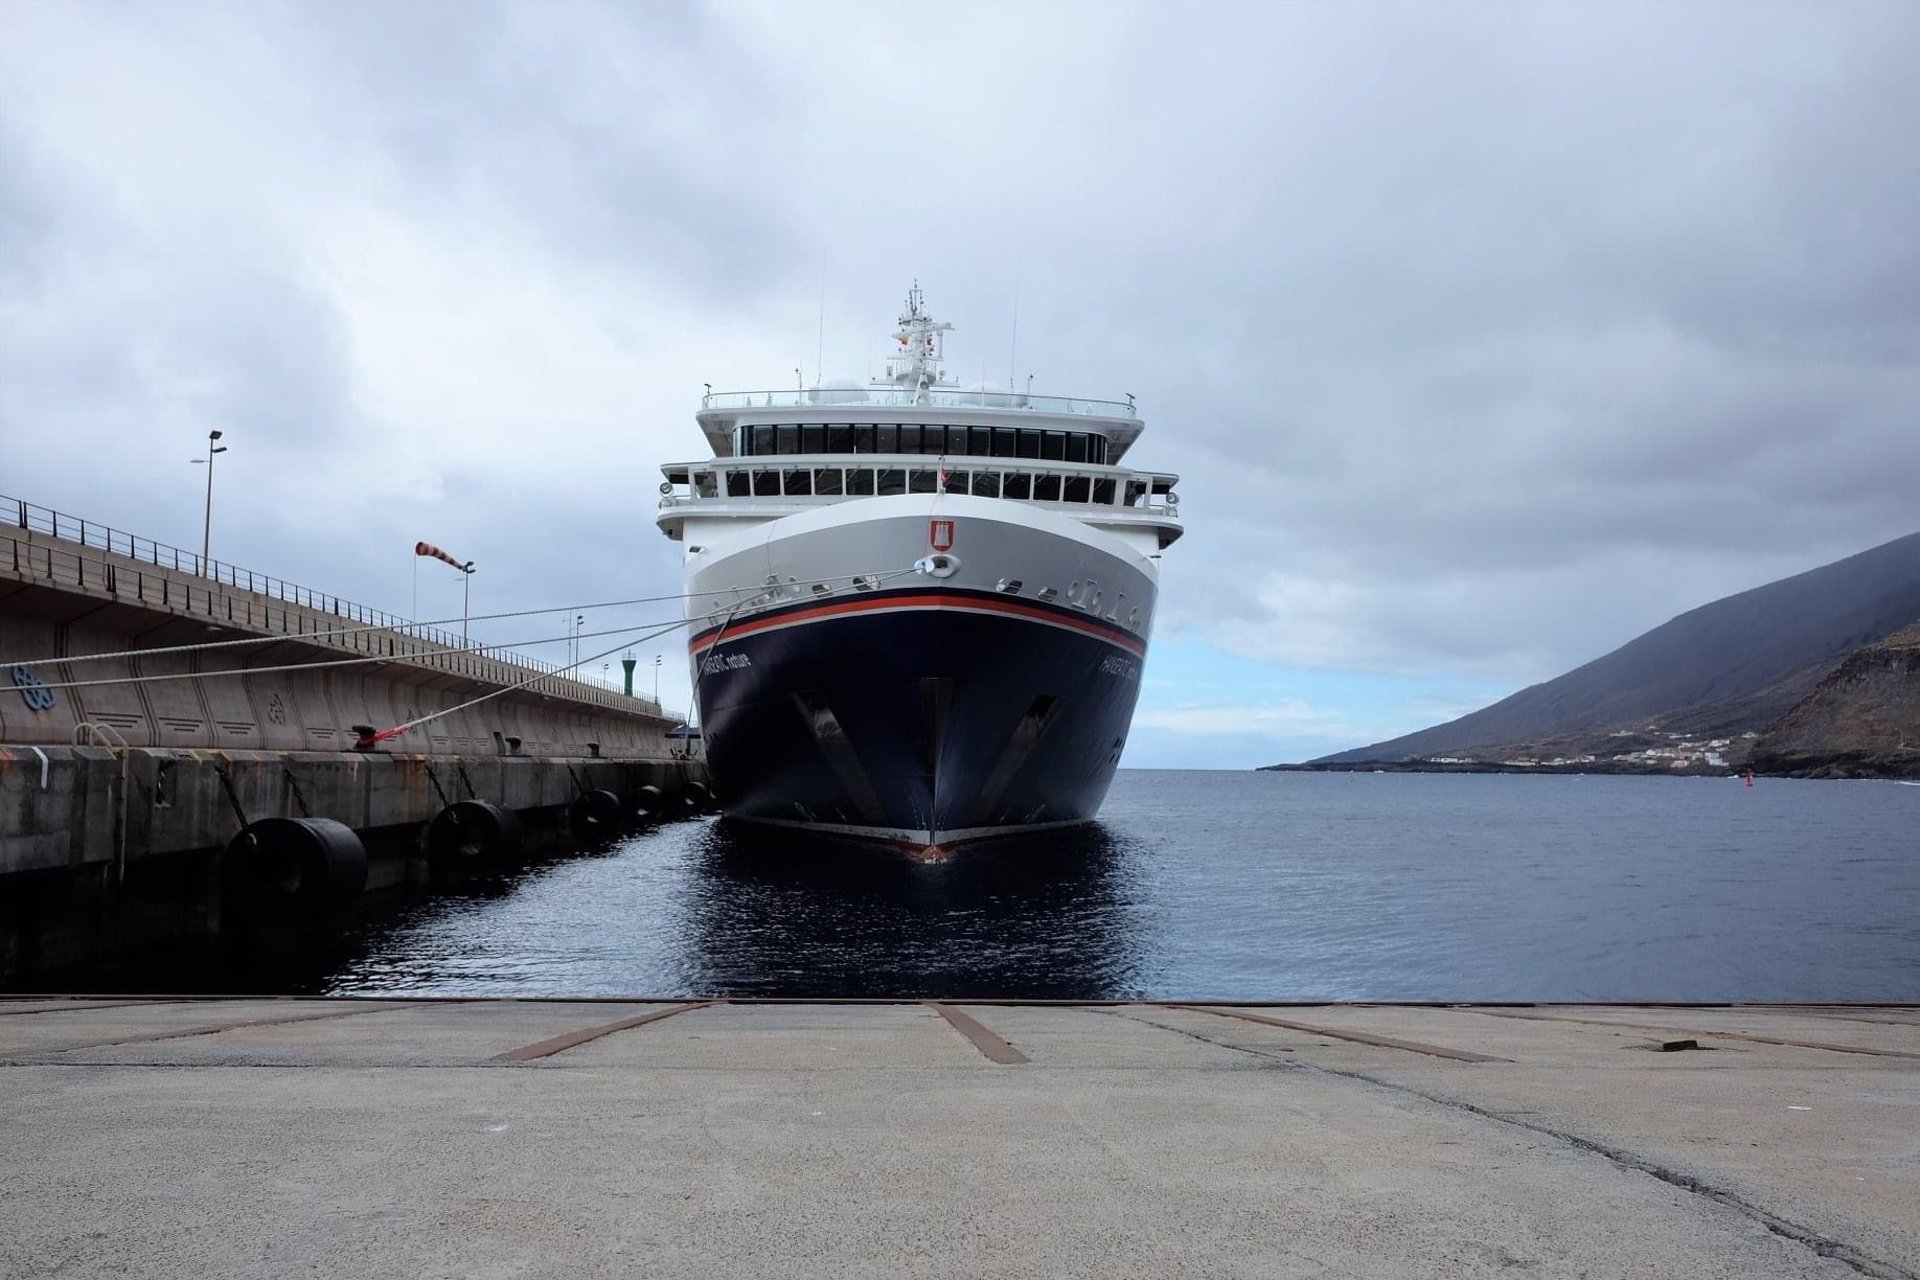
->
926, 1002, 1029, 1064
20, 1004, 407, 1055
491, 1001, 714, 1063
1174, 1005, 1510, 1063
1800, 1009, 1920, 1029
1465, 1009, 1920, 1060
0, 999, 189, 1018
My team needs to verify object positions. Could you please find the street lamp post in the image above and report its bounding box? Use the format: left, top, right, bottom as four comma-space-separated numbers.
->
188, 430, 228, 574
461, 562, 475, 644
654, 653, 661, 706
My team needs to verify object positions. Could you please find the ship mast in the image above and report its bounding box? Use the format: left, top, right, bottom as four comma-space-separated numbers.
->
884, 281, 954, 405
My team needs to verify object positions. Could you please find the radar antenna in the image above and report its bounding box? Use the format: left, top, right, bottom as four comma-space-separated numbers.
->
883, 280, 955, 404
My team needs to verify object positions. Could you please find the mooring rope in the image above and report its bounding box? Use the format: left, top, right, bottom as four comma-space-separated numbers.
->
357, 614, 709, 747
20, 616, 689, 692
358, 565, 922, 747
9, 569, 916, 673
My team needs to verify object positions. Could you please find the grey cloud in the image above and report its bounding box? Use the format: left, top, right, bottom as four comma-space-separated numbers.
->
2, 0, 1917, 720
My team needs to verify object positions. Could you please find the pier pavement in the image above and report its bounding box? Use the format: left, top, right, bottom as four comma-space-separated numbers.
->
2, 999, 1915, 1278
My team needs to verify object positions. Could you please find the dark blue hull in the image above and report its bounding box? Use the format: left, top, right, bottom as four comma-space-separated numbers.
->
691, 589, 1146, 847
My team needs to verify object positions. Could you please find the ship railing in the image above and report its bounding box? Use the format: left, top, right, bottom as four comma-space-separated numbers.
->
3, 492, 667, 715
700, 388, 1137, 419
656, 456, 1181, 517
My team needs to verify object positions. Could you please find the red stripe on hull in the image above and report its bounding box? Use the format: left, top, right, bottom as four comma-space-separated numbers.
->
689, 591, 1146, 657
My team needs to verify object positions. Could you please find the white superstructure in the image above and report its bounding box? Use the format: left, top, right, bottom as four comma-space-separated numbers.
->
655, 286, 1181, 851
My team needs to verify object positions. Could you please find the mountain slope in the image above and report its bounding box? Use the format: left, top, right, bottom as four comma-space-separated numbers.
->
1314, 531, 1920, 764
1748, 624, 1920, 778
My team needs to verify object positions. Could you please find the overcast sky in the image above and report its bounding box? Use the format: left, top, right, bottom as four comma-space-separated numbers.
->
3, 0, 1916, 768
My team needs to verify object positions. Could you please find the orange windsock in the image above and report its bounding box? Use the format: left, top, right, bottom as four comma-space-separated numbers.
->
415, 541, 466, 569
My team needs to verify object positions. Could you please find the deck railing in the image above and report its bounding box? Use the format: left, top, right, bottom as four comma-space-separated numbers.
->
700, 388, 1138, 418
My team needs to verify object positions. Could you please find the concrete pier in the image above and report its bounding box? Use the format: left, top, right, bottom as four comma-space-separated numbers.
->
2, 496, 708, 981
3, 999, 1914, 1277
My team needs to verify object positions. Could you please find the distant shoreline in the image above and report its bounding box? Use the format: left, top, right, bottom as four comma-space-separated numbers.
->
1260, 760, 1916, 780
1259, 760, 1730, 778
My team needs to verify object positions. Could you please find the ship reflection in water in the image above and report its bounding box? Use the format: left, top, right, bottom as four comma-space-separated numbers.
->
674, 820, 1153, 999
312, 815, 1157, 1000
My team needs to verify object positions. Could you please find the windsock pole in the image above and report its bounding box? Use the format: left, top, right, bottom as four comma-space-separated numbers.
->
415, 541, 476, 643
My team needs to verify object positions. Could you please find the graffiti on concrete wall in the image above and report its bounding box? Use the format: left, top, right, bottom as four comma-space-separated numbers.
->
10, 666, 56, 712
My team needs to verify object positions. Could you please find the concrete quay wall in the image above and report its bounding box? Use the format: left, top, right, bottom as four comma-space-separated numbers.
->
0, 744, 707, 983
0, 514, 708, 984
2, 521, 678, 758
0, 743, 702, 879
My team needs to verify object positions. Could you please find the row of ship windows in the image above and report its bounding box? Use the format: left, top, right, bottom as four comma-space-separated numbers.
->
692, 466, 1153, 505
735, 424, 1111, 464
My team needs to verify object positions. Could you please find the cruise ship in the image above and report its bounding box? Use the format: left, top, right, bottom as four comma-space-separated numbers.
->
656, 286, 1181, 853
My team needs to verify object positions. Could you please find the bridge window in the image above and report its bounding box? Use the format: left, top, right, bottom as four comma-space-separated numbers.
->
801, 424, 826, 452
695, 471, 717, 498
993, 427, 1017, 457
1066, 434, 1088, 464
753, 469, 780, 497
877, 468, 906, 496
908, 468, 937, 494
828, 424, 853, 452
814, 468, 843, 496
1063, 476, 1090, 503
1004, 473, 1031, 499
776, 425, 799, 454
848, 468, 875, 495
1034, 474, 1062, 501
877, 425, 898, 452
1016, 429, 1041, 458
726, 470, 750, 497
1042, 431, 1065, 461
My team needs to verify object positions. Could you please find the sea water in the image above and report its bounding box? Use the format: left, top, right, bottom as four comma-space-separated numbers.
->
310, 771, 1920, 1002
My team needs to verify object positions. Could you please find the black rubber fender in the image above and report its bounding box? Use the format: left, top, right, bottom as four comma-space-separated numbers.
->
632, 784, 665, 821
568, 788, 624, 841
424, 800, 521, 872
226, 817, 367, 921
684, 780, 713, 813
